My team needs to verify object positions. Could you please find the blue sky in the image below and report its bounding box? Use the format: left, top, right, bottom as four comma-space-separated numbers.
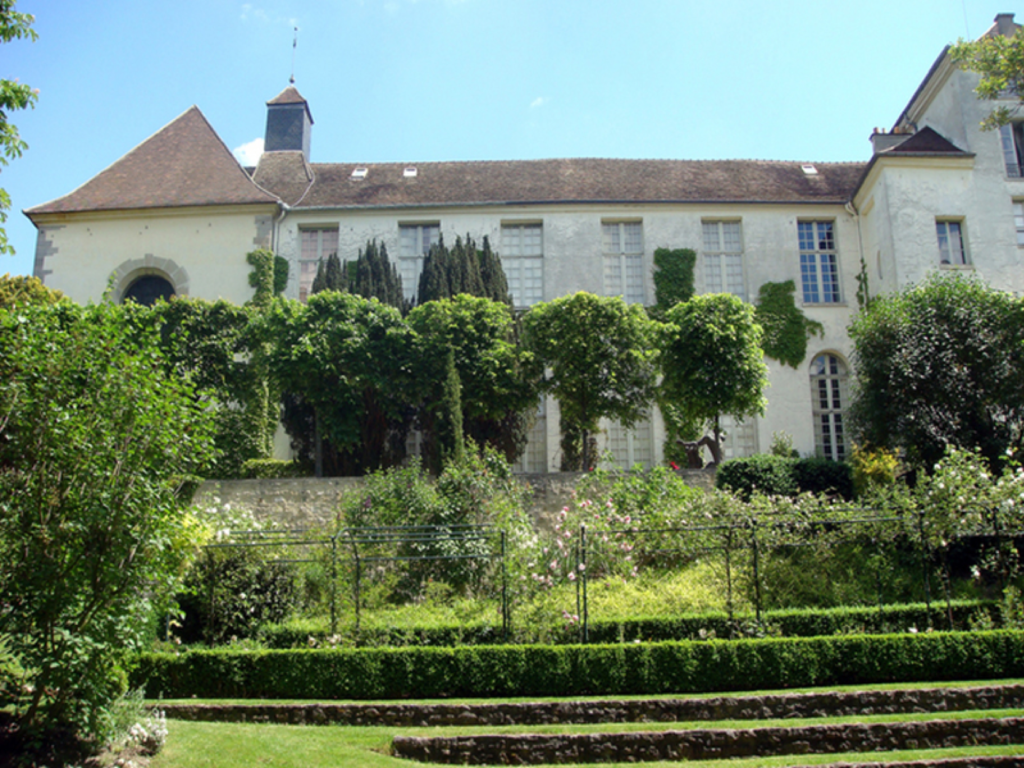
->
0, 0, 1011, 277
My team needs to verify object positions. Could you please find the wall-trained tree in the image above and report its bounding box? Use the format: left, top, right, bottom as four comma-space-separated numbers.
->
849, 272, 1024, 471
407, 295, 541, 470
0, 301, 214, 753
659, 293, 768, 466
523, 292, 659, 471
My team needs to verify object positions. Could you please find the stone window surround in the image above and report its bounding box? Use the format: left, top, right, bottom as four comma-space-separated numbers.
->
110, 254, 190, 303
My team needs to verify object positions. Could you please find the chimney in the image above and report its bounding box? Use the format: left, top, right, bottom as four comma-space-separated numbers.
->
995, 13, 1017, 37
264, 85, 313, 161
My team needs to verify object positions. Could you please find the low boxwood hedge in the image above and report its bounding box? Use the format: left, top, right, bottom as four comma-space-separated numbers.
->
133, 630, 1024, 700
257, 600, 995, 649
716, 455, 853, 499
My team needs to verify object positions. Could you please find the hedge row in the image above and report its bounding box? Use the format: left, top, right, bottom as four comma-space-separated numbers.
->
258, 600, 995, 649
716, 455, 854, 499
134, 630, 1024, 700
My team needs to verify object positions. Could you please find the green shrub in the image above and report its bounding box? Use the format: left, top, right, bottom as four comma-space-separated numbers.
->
133, 630, 1024, 699
717, 455, 852, 499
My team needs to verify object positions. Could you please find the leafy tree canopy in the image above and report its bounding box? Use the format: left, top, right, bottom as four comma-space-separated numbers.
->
950, 25, 1024, 129
0, 1, 36, 255
0, 272, 63, 308
660, 293, 768, 465
849, 272, 1024, 471
0, 300, 214, 745
523, 292, 659, 470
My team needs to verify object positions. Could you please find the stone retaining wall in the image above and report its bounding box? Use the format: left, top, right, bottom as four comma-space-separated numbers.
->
391, 717, 1024, 764
160, 684, 1024, 727
194, 469, 715, 530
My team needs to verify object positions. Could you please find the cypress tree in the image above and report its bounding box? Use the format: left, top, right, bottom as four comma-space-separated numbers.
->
418, 235, 450, 305
324, 252, 344, 291
311, 259, 327, 295
433, 349, 465, 473
478, 235, 511, 306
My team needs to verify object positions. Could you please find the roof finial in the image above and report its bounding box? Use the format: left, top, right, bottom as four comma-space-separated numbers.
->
290, 26, 298, 85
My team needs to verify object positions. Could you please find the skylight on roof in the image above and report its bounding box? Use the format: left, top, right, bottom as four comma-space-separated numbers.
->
403, 167, 417, 178
801, 163, 819, 176
351, 167, 368, 180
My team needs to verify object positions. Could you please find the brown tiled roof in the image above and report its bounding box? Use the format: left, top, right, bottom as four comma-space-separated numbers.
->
252, 151, 314, 206
268, 85, 309, 106
256, 158, 866, 210
26, 107, 279, 215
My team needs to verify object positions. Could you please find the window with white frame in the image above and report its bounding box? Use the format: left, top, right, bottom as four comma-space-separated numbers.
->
717, 415, 757, 461
702, 220, 746, 300
398, 223, 440, 300
299, 227, 339, 302
1015, 202, 1024, 247
810, 353, 848, 462
1000, 123, 1024, 178
936, 220, 968, 265
602, 221, 645, 304
798, 221, 840, 304
602, 415, 654, 470
500, 223, 544, 308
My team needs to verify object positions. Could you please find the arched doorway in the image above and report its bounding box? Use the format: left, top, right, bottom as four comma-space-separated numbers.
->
122, 274, 175, 306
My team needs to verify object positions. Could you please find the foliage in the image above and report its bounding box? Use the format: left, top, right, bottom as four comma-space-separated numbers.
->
407, 294, 541, 467
0, 301, 214, 742
273, 255, 289, 295
433, 350, 466, 472
850, 444, 900, 497
240, 458, 310, 479
716, 455, 853, 499
660, 293, 768, 465
0, 272, 63, 308
245, 248, 276, 307
417, 234, 510, 307
133, 630, 1024, 699
152, 298, 274, 477
177, 546, 299, 645
264, 292, 413, 475
523, 292, 659, 470
769, 430, 799, 458
950, 26, 1024, 129
651, 247, 696, 314
754, 280, 823, 368
0, 2, 37, 256
848, 272, 1024, 471
348, 240, 407, 311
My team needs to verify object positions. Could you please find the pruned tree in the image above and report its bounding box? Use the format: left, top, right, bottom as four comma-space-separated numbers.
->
659, 293, 768, 466
523, 292, 659, 471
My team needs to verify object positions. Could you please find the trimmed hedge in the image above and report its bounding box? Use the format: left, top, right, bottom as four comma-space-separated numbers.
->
133, 630, 1024, 700
239, 459, 311, 479
257, 600, 996, 649
716, 454, 853, 499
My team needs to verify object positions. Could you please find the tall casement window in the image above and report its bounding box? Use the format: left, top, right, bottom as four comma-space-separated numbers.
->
798, 221, 840, 304
604, 415, 654, 470
1000, 123, 1024, 178
500, 223, 544, 308
810, 353, 848, 462
702, 220, 746, 299
1015, 202, 1024, 246
398, 223, 440, 300
936, 219, 968, 265
513, 398, 548, 474
718, 415, 757, 461
299, 227, 339, 302
602, 221, 645, 304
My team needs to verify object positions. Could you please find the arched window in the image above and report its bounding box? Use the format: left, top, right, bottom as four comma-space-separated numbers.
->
122, 275, 175, 306
810, 353, 848, 461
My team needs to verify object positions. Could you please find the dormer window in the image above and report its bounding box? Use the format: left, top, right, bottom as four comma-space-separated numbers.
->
801, 163, 819, 176
403, 167, 417, 178
351, 167, 368, 180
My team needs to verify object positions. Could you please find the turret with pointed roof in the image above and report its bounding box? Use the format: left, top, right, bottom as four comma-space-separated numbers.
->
265, 85, 313, 161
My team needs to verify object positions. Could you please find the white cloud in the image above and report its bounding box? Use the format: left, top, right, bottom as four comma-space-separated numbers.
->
233, 138, 265, 166
530, 97, 548, 110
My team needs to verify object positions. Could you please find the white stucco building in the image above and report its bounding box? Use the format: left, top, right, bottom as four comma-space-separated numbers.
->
24, 14, 1024, 473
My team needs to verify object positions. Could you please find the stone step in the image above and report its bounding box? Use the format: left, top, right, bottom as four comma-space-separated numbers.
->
158, 684, 1024, 726
391, 716, 1024, 764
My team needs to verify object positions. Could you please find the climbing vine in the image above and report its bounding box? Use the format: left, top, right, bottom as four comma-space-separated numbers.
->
652, 247, 696, 313
754, 280, 823, 369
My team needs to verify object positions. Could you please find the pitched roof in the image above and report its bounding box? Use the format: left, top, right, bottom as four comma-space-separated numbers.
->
26, 106, 279, 215
267, 85, 313, 123
884, 126, 969, 155
256, 157, 866, 209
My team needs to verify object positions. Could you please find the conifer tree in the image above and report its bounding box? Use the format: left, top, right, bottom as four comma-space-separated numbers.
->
478, 235, 512, 306
432, 349, 465, 473
324, 252, 344, 291
311, 259, 327, 295
417, 235, 450, 304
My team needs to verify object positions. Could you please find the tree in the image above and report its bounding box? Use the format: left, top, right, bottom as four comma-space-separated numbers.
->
849, 272, 1024, 471
408, 295, 541, 468
350, 239, 407, 312
264, 292, 414, 475
659, 293, 768, 466
0, 272, 62, 308
652, 247, 696, 314
523, 292, 659, 471
0, 2, 38, 255
950, 25, 1024, 129
416, 234, 509, 306
0, 301, 214, 751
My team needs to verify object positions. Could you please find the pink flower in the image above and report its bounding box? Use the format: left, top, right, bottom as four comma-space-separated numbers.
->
670, 461, 679, 470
